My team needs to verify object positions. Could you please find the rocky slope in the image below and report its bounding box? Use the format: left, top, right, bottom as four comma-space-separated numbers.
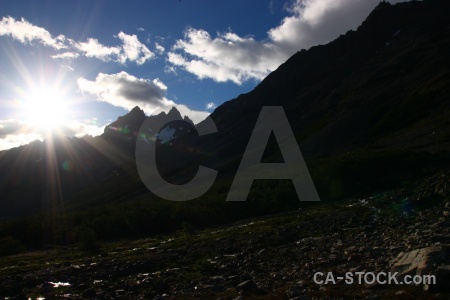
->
1, 171, 450, 299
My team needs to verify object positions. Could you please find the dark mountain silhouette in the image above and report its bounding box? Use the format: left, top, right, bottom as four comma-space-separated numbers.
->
0, 106, 193, 219
103, 106, 193, 147
194, 0, 450, 161
0, 0, 449, 226
158, 0, 450, 197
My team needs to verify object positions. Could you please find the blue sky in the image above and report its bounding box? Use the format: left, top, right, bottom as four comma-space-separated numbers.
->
0, 0, 405, 150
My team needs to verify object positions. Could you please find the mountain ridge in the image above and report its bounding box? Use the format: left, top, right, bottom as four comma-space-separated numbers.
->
196, 0, 450, 160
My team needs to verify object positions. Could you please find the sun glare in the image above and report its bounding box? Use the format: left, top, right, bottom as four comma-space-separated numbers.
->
24, 87, 68, 130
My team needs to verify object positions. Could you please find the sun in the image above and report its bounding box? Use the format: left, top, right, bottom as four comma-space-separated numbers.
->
23, 86, 68, 130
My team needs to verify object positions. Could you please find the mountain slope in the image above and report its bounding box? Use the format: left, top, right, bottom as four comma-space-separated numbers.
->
196, 0, 450, 160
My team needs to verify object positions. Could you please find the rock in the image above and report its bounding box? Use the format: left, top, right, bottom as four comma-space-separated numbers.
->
115, 289, 126, 295
237, 280, 258, 291
344, 246, 357, 253
390, 245, 450, 276
8, 172, 450, 299
211, 275, 225, 282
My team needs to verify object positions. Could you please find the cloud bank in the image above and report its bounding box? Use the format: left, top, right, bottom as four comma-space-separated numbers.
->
0, 16, 156, 65
0, 16, 67, 50
0, 119, 104, 151
77, 72, 210, 124
168, 30, 284, 84
167, 0, 385, 84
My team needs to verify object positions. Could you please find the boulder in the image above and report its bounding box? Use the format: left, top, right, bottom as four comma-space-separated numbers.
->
390, 244, 450, 276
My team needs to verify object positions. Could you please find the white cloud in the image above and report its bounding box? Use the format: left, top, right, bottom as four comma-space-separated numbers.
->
77, 71, 167, 110
116, 32, 154, 65
206, 102, 216, 110
164, 65, 177, 75
167, 0, 385, 84
75, 38, 121, 62
51, 52, 80, 59
0, 132, 42, 151
168, 29, 284, 84
62, 120, 105, 137
137, 27, 145, 31
0, 119, 33, 139
155, 42, 165, 54
0, 16, 67, 50
0, 16, 155, 65
268, 0, 381, 54
74, 32, 154, 64
77, 71, 209, 123
0, 118, 104, 151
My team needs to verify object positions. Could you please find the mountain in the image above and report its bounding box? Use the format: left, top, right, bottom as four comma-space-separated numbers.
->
195, 0, 450, 160
0, 0, 449, 239
0, 106, 193, 219
102, 106, 193, 147
153, 0, 450, 201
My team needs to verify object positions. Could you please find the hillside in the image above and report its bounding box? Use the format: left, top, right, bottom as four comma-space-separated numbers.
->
1, 172, 450, 299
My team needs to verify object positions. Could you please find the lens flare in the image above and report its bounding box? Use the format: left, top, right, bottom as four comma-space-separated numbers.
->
62, 160, 73, 171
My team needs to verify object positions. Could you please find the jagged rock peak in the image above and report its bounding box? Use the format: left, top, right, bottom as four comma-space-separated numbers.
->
129, 106, 145, 116
162, 107, 194, 125
183, 115, 194, 125
115, 106, 146, 122
167, 106, 182, 118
